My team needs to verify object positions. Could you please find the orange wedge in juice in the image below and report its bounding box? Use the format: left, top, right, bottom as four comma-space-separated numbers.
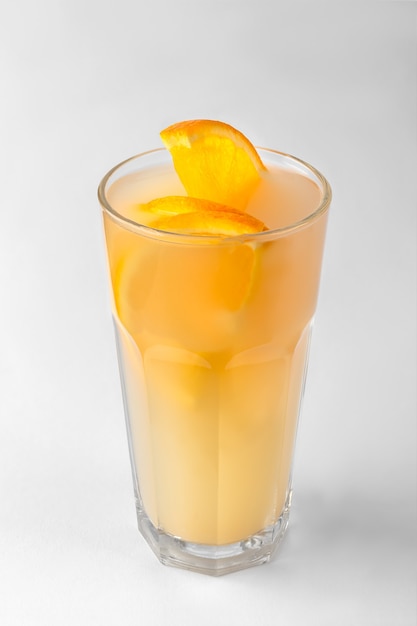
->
113, 121, 269, 338
152, 211, 266, 237
160, 120, 266, 211
141, 195, 267, 236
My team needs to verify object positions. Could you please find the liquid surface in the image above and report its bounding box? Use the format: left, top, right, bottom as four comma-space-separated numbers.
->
107, 161, 322, 231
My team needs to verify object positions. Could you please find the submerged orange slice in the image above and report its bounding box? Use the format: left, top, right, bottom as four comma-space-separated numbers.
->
141, 195, 266, 236
160, 120, 266, 211
141, 195, 219, 216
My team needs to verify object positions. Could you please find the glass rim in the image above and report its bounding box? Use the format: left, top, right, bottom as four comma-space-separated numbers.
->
97, 147, 332, 243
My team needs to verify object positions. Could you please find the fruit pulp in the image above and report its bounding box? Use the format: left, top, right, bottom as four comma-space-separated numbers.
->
103, 150, 328, 546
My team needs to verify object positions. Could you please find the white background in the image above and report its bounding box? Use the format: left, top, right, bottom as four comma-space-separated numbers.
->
0, 2, 415, 625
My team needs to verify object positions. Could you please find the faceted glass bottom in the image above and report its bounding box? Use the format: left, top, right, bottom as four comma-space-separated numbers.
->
135, 491, 292, 576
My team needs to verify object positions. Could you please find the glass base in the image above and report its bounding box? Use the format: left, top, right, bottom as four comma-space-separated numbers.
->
135, 492, 292, 576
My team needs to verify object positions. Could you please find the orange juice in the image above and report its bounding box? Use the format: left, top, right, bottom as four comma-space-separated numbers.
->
99, 141, 330, 574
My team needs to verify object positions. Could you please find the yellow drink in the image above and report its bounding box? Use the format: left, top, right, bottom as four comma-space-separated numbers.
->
99, 145, 330, 574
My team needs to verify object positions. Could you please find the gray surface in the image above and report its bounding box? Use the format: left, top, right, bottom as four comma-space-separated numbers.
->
0, 2, 415, 625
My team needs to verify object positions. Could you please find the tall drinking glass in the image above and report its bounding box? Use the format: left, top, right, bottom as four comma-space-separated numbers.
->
98, 146, 331, 575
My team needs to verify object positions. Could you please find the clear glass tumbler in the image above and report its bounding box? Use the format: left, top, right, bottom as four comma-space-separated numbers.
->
98, 147, 331, 575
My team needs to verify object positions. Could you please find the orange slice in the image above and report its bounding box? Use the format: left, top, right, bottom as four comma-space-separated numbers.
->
142, 196, 267, 236
141, 195, 227, 216
152, 211, 266, 237
160, 120, 266, 211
